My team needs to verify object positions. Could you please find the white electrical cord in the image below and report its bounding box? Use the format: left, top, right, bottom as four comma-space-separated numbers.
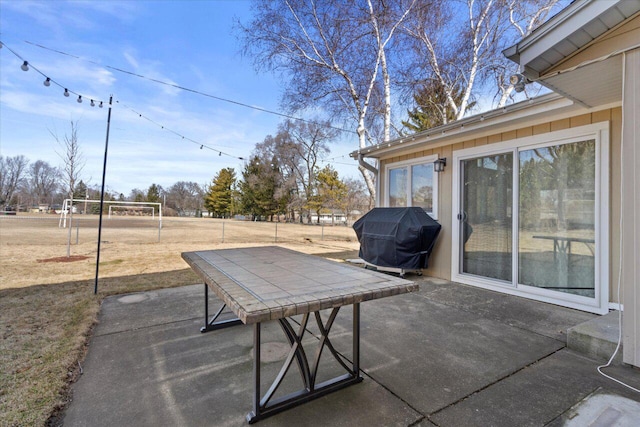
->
596, 51, 640, 393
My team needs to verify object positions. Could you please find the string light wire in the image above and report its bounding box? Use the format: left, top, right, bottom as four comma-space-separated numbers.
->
1, 40, 106, 107
2, 40, 249, 160
24, 40, 356, 135
2, 40, 359, 167
117, 101, 245, 160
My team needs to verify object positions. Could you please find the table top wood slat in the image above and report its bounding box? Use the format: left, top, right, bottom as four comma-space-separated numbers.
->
182, 246, 418, 324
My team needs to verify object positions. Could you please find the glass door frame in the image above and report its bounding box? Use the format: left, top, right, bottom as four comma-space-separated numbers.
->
451, 122, 610, 314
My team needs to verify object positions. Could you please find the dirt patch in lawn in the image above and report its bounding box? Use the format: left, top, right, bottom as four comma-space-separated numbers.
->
37, 255, 91, 263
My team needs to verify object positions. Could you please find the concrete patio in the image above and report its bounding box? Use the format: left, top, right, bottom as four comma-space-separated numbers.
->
62, 274, 640, 426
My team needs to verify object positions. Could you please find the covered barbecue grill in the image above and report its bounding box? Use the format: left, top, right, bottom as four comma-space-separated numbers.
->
353, 207, 441, 277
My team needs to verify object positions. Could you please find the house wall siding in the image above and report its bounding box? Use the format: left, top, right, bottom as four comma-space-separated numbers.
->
622, 48, 640, 366
379, 107, 622, 303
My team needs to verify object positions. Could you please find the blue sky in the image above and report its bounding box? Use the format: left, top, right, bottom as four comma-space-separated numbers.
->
0, 0, 360, 196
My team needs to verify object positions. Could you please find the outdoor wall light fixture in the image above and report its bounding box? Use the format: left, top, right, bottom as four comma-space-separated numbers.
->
509, 73, 529, 93
434, 157, 447, 173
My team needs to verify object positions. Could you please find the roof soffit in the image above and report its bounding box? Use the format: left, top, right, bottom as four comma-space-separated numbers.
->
505, 0, 640, 78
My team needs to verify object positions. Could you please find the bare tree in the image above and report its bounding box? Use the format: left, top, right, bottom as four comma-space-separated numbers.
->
28, 160, 61, 206
343, 176, 371, 218
0, 155, 29, 209
51, 121, 84, 256
255, 119, 335, 222
166, 181, 204, 216
52, 121, 85, 202
237, 0, 417, 203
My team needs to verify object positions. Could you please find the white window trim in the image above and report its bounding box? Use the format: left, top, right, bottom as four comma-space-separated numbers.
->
451, 122, 610, 315
383, 154, 439, 219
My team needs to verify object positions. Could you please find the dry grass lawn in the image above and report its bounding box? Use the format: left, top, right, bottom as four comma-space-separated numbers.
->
0, 215, 359, 426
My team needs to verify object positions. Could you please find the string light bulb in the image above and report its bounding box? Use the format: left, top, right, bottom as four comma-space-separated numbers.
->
43, 77, 51, 87
77, 95, 82, 103
21, 61, 29, 71
219, 152, 222, 156
99, 101, 103, 108
200, 145, 203, 149
64, 88, 70, 97
90, 99, 95, 107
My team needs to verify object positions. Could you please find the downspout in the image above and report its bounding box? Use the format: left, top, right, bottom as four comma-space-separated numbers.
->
358, 154, 380, 209
358, 153, 378, 176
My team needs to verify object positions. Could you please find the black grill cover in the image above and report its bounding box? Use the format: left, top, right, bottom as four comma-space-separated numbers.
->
353, 207, 441, 270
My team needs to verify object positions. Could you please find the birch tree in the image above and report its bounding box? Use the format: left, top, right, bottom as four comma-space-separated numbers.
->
238, 0, 417, 202
494, 0, 560, 106
402, 0, 562, 122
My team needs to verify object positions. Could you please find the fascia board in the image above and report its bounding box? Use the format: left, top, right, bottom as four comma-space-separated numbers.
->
352, 94, 568, 159
505, 0, 622, 69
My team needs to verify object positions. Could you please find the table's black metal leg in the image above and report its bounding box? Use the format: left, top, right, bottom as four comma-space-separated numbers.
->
310, 310, 352, 385
353, 303, 360, 376
247, 322, 261, 423
274, 314, 312, 393
246, 307, 363, 424
200, 283, 243, 333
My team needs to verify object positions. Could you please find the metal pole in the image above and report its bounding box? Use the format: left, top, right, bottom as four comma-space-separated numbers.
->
253, 323, 261, 419
353, 303, 360, 376
94, 96, 113, 295
66, 206, 73, 257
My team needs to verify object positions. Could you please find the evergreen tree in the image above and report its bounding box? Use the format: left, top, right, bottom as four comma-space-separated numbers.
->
146, 183, 162, 213
238, 156, 286, 220
204, 168, 236, 218
402, 81, 476, 133
308, 165, 347, 224
73, 180, 88, 211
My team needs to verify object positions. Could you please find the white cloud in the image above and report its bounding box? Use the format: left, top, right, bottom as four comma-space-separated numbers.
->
123, 51, 139, 70
1, 0, 141, 34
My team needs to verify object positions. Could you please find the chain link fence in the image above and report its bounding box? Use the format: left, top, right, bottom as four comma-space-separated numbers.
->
0, 215, 358, 246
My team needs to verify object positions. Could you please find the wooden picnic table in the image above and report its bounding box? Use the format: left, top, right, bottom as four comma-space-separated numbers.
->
182, 246, 418, 423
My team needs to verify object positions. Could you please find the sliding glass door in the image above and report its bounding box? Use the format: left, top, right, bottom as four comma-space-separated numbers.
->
453, 123, 607, 313
460, 153, 513, 283
518, 140, 596, 297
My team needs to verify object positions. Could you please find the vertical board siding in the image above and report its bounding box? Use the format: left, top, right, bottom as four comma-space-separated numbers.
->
620, 48, 640, 366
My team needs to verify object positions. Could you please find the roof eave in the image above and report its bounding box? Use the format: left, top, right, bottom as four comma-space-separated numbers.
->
350, 93, 576, 160
504, 0, 632, 76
